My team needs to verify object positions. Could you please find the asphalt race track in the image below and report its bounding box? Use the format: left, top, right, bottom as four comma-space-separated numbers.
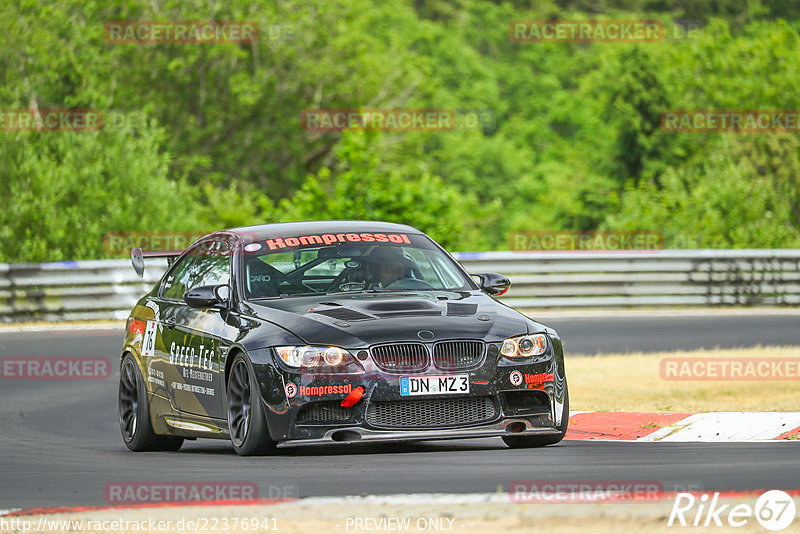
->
536, 313, 800, 355
0, 315, 798, 509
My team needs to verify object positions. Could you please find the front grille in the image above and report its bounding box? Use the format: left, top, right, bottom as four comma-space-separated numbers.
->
366, 397, 498, 429
296, 401, 352, 424
433, 341, 484, 369
371, 343, 429, 372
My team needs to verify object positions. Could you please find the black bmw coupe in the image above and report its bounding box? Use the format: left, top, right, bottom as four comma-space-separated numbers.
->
118, 221, 568, 455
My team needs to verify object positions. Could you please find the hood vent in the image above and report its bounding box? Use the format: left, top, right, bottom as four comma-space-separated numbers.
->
375, 310, 442, 318
446, 302, 478, 316
362, 299, 440, 312
313, 308, 373, 321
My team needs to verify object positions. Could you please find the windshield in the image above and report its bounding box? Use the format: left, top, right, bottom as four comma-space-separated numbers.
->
240, 231, 472, 299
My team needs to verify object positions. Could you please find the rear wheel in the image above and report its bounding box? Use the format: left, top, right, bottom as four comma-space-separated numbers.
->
503, 386, 569, 448
118, 354, 183, 451
227, 353, 276, 456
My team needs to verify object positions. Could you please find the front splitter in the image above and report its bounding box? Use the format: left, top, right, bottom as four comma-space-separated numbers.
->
276, 418, 560, 447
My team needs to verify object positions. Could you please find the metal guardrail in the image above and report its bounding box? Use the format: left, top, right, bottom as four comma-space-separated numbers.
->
0, 259, 170, 322
456, 249, 800, 308
0, 250, 798, 322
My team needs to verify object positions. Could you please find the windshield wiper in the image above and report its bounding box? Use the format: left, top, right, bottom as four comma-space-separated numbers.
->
326, 288, 380, 295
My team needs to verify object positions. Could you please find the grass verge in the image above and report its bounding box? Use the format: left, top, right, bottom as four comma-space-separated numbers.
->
568, 346, 800, 412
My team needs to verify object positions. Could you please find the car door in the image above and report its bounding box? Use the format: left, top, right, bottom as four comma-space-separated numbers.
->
160, 236, 234, 420
144, 246, 206, 417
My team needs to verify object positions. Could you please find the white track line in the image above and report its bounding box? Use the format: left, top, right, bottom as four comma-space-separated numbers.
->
638, 412, 800, 442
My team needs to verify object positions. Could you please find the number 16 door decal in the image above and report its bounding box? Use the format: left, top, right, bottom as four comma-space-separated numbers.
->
142, 320, 158, 358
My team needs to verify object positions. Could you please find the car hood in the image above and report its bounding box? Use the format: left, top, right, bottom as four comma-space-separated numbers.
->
244, 291, 533, 348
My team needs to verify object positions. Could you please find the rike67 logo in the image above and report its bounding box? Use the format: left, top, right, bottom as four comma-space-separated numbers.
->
668, 490, 796, 531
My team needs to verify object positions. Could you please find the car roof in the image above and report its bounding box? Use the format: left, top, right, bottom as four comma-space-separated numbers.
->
225, 220, 424, 243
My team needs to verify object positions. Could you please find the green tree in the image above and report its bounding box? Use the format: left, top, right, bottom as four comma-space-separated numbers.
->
0, 123, 202, 262
276, 131, 492, 250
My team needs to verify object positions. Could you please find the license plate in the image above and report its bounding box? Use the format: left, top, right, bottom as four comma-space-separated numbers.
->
400, 375, 469, 396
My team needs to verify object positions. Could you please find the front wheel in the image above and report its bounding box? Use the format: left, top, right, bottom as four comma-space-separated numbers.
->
227, 353, 277, 456
118, 354, 183, 452
503, 386, 569, 449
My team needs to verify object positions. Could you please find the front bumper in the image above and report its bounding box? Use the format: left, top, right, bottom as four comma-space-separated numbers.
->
254, 337, 568, 444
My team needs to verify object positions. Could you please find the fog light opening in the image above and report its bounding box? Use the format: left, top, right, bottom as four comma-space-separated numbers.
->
331, 430, 362, 442
506, 422, 526, 434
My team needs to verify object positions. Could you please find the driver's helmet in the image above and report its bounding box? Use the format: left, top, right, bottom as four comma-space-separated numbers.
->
366, 247, 413, 288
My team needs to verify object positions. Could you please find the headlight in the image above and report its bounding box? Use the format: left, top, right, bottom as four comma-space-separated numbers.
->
276, 346, 353, 368
499, 334, 547, 357
322, 347, 345, 366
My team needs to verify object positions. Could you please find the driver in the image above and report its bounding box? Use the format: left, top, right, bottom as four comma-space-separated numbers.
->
367, 247, 412, 289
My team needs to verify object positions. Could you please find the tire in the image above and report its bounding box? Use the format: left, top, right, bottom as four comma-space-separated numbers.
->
503, 386, 569, 449
227, 353, 277, 456
118, 354, 184, 452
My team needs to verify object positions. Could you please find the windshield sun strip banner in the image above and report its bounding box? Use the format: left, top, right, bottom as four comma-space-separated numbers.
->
260, 232, 413, 251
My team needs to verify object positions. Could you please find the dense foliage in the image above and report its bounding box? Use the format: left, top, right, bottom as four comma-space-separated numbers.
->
2, 0, 799, 261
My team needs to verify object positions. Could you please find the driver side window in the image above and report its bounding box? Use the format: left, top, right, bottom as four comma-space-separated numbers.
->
162, 239, 231, 300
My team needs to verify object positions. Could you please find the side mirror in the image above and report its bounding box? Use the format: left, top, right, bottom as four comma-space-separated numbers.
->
184, 284, 230, 309
473, 273, 510, 297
